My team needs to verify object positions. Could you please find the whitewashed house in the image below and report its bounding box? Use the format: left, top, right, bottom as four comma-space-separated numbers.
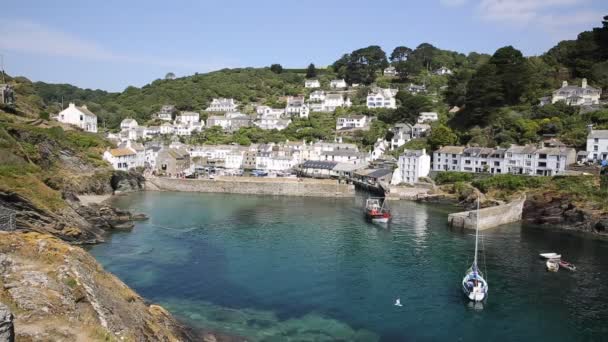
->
176, 111, 200, 125
305, 79, 320, 88
205, 98, 239, 112
157, 105, 175, 121
321, 150, 369, 165
309, 90, 326, 102
56, 103, 98, 133
285, 96, 310, 118
460, 147, 494, 173
225, 150, 245, 169
145, 126, 161, 137
336, 115, 369, 130
384, 66, 398, 77
254, 112, 291, 130
371, 139, 389, 160
207, 112, 252, 132
552, 79, 601, 106
390, 123, 413, 150
433, 146, 465, 171
435, 66, 453, 76
103, 147, 137, 170
392, 149, 431, 184
412, 123, 431, 138
367, 88, 397, 109
322, 93, 351, 112
417, 112, 438, 123
407, 83, 426, 94
330, 79, 347, 89
586, 127, 608, 162
144, 145, 161, 169
120, 118, 138, 131
160, 122, 174, 135
256, 106, 285, 116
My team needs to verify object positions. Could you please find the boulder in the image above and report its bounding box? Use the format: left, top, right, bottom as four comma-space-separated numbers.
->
0, 303, 15, 342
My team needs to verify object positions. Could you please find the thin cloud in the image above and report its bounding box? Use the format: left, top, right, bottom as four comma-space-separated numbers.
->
0, 18, 233, 72
440, 0, 468, 7
477, 0, 587, 24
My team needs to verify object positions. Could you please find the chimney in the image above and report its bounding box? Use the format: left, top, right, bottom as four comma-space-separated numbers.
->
562, 81, 568, 88
422, 148, 426, 155
582, 78, 588, 89
68, 102, 75, 108
82, 105, 88, 109
587, 124, 593, 134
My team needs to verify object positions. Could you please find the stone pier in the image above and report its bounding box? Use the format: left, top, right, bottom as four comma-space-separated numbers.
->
448, 196, 526, 230
146, 177, 355, 198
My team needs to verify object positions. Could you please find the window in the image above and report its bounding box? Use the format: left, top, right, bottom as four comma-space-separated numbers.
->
538, 162, 547, 167
595, 138, 599, 143
494, 161, 499, 166
465, 160, 471, 165
507, 153, 512, 157
539, 154, 547, 159
80, 115, 83, 121
594, 145, 599, 151
527, 154, 532, 159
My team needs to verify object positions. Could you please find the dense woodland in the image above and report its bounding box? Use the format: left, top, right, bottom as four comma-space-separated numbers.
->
6, 16, 608, 152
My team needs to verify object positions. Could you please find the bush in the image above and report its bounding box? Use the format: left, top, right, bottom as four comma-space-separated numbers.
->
435, 171, 475, 184
472, 174, 548, 193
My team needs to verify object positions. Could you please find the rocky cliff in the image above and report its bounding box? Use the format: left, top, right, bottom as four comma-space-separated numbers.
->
523, 192, 608, 236
0, 231, 195, 341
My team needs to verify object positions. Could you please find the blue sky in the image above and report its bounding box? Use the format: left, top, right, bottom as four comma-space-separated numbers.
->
1, 0, 606, 91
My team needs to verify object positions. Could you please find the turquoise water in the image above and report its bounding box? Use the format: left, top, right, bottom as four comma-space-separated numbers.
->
89, 192, 608, 341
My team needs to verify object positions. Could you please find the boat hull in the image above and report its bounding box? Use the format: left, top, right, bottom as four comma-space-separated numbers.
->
462, 272, 488, 302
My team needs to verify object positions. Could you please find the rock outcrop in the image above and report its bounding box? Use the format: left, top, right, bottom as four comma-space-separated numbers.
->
0, 231, 195, 341
111, 170, 145, 193
523, 192, 608, 236
0, 303, 14, 342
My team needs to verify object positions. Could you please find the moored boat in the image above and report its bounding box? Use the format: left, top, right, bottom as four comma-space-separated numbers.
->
365, 198, 391, 223
559, 260, 576, 271
462, 197, 488, 302
540, 253, 561, 259
546, 259, 560, 272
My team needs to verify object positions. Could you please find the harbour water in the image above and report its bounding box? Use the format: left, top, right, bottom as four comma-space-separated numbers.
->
88, 192, 608, 341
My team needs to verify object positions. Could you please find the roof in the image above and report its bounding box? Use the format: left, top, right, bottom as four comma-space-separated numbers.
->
436, 146, 465, 154
400, 149, 426, 157
109, 148, 136, 157
323, 150, 363, 157
589, 130, 608, 139
302, 160, 338, 170
536, 147, 575, 156
77, 105, 96, 118
506, 144, 537, 154
367, 168, 393, 179
325, 93, 343, 100
121, 118, 137, 125
332, 162, 362, 172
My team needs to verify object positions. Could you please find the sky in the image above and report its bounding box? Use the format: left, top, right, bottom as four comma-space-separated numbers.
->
1, 0, 606, 92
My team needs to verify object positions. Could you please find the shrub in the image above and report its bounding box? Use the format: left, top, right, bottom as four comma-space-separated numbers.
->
472, 174, 548, 193
435, 171, 475, 185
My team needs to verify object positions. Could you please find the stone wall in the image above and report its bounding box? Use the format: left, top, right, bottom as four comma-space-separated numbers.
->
448, 196, 525, 230
146, 177, 355, 198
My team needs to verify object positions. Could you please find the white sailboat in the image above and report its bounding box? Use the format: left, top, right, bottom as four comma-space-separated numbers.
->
462, 197, 488, 302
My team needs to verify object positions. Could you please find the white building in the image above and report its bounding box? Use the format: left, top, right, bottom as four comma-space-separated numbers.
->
120, 118, 138, 131
390, 123, 413, 150
160, 122, 174, 135
255, 154, 297, 171
367, 88, 397, 109
433, 146, 465, 172
176, 111, 200, 125
305, 79, 320, 88
254, 112, 291, 130
384, 66, 398, 77
552, 79, 601, 106
412, 123, 431, 138
157, 105, 175, 121
433, 144, 575, 176
205, 98, 239, 112
586, 127, 608, 162
392, 149, 431, 184
330, 79, 347, 89
417, 112, 438, 123
56, 103, 98, 133
225, 150, 245, 169
336, 115, 369, 130
256, 106, 285, 116
309, 90, 326, 102
322, 93, 351, 112
371, 139, 389, 160
144, 145, 162, 169
435, 66, 453, 76
285, 96, 310, 118
321, 150, 369, 165
407, 84, 426, 94
103, 147, 137, 170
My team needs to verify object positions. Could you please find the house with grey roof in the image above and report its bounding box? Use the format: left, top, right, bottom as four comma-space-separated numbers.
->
205, 98, 239, 112
393, 149, 431, 184
586, 127, 608, 162
552, 79, 601, 106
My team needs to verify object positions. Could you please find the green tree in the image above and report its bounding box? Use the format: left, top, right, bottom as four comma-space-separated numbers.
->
390, 46, 412, 63
490, 46, 531, 105
165, 72, 176, 80
390, 92, 434, 124
334, 46, 388, 85
270, 64, 283, 74
427, 124, 457, 150
306, 63, 317, 78
444, 69, 473, 107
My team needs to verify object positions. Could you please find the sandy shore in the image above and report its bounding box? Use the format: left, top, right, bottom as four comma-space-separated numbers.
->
78, 194, 112, 206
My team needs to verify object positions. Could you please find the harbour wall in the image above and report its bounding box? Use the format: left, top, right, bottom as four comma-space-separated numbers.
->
448, 196, 526, 230
145, 177, 355, 198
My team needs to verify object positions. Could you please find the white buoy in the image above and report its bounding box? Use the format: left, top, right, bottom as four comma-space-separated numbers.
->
394, 298, 402, 307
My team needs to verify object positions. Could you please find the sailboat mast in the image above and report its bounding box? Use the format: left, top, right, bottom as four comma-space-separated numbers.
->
474, 196, 480, 267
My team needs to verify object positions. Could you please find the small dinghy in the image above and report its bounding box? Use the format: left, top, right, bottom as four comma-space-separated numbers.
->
540, 253, 561, 259
559, 260, 576, 271
546, 259, 560, 272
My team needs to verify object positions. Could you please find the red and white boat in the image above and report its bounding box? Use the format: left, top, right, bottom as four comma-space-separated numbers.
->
559, 260, 577, 271
365, 198, 391, 223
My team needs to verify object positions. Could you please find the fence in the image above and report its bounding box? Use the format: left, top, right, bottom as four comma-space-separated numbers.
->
0, 206, 16, 231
